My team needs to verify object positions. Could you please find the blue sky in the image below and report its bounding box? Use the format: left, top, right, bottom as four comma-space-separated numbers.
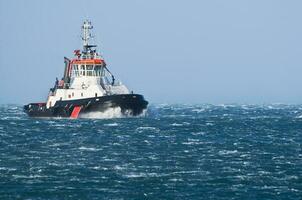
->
0, 0, 302, 104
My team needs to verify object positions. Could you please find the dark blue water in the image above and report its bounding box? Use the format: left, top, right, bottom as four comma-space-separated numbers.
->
0, 104, 301, 199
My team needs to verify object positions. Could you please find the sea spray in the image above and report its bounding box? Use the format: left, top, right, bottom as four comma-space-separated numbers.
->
79, 107, 147, 119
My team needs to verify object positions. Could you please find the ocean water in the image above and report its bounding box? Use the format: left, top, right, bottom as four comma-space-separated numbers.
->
0, 104, 301, 200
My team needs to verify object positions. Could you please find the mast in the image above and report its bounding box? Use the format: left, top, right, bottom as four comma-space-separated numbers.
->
81, 20, 96, 54
76, 20, 105, 64
82, 20, 93, 47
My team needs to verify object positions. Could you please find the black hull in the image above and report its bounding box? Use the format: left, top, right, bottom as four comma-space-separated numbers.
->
24, 94, 148, 118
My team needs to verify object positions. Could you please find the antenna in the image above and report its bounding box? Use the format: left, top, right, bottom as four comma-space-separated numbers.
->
80, 20, 99, 59
81, 20, 94, 48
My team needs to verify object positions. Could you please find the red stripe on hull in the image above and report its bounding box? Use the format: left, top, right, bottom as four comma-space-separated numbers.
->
70, 106, 82, 119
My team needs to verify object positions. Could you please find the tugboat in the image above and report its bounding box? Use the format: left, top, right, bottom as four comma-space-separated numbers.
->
24, 20, 148, 118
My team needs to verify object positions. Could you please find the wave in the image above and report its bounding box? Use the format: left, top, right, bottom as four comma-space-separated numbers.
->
78, 146, 101, 151
79, 107, 124, 119
79, 107, 147, 119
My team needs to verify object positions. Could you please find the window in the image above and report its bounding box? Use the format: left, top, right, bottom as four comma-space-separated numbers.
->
87, 65, 93, 76
95, 93, 97, 97
72, 65, 79, 77
75, 68, 79, 76
72, 92, 74, 97
94, 65, 102, 77
81, 65, 85, 76
81, 93, 83, 97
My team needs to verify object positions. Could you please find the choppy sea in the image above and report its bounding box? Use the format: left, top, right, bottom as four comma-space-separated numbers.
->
0, 104, 301, 199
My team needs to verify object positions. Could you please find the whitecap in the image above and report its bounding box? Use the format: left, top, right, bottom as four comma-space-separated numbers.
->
258, 170, 271, 175
218, 150, 238, 155
78, 146, 101, 151
50, 124, 66, 127
171, 170, 200, 175
171, 123, 183, 127
114, 165, 125, 170
192, 131, 206, 136
90, 166, 101, 170
284, 175, 298, 180
136, 126, 157, 130
80, 107, 123, 119
0, 167, 17, 171
124, 173, 146, 178
296, 114, 302, 119
234, 175, 248, 180
47, 162, 61, 166
124, 172, 161, 178
104, 123, 119, 127
12, 174, 48, 179
192, 109, 205, 113
79, 107, 147, 119
182, 141, 203, 145
169, 178, 183, 182
49, 142, 70, 147
136, 126, 160, 133
206, 122, 214, 126
1, 116, 22, 120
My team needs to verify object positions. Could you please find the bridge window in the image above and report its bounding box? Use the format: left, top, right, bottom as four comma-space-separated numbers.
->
94, 65, 103, 77
72, 65, 80, 77
80, 65, 85, 76
72, 64, 104, 77
86, 65, 93, 76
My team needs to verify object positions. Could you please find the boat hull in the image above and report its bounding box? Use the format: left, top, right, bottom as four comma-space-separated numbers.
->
24, 94, 148, 118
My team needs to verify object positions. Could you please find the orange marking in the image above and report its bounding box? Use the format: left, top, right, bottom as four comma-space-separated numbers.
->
70, 106, 81, 119
71, 59, 103, 65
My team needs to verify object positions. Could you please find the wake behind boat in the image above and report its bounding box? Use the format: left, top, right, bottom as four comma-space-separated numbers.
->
24, 20, 148, 118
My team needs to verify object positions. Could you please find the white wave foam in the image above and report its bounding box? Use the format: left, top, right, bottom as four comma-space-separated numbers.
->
79, 107, 147, 119
114, 165, 126, 170
104, 123, 119, 127
192, 131, 206, 136
192, 108, 205, 113
124, 172, 161, 178
171, 123, 183, 127
136, 126, 160, 133
12, 174, 48, 179
0, 167, 17, 171
79, 146, 101, 151
80, 107, 123, 119
169, 178, 183, 182
137, 126, 157, 130
218, 150, 238, 155
296, 114, 302, 119
1, 116, 23, 120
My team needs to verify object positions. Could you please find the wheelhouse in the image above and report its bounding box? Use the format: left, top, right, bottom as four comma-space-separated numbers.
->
70, 64, 105, 77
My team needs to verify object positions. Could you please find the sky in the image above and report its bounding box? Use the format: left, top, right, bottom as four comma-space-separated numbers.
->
0, 0, 302, 104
